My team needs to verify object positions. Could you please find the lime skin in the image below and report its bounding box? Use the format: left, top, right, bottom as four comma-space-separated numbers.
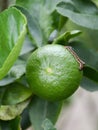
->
26, 44, 83, 101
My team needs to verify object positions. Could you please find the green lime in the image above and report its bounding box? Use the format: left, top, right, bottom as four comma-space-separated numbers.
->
26, 44, 83, 101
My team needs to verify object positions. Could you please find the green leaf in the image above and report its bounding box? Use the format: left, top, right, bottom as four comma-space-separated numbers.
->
0, 76, 16, 87
9, 116, 21, 130
83, 66, 98, 83
0, 87, 5, 105
48, 30, 58, 43
16, 0, 54, 47
0, 7, 27, 80
0, 60, 26, 86
80, 66, 98, 91
81, 77, 98, 91
0, 99, 29, 120
15, 6, 44, 48
16, 0, 62, 14
53, 30, 81, 45
2, 83, 32, 105
41, 0, 62, 14
0, 116, 21, 130
20, 35, 36, 55
21, 108, 31, 129
56, 0, 98, 29
9, 63, 25, 80
29, 97, 62, 130
42, 119, 56, 130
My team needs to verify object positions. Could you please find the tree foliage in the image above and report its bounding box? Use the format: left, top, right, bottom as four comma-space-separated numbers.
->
0, 0, 98, 129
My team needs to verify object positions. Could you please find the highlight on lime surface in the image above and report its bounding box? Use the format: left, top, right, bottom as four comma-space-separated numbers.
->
26, 44, 84, 101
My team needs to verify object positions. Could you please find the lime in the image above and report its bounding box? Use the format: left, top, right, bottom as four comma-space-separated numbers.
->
26, 44, 83, 101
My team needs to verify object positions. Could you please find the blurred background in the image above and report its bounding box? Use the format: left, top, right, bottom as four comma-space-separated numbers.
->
56, 87, 98, 130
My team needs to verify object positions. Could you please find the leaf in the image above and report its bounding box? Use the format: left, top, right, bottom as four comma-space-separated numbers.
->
0, 76, 16, 87
48, 30, 58, 43
29, 96, 62, 130
83, 66, 98, 83
56, 0, 98, 29
21, 108, 31, 130
20, 35, 36, 56
42, 119, 56, 130
0, 99, 29, 120
2, 83, 32, 105
53, 30, 81, 45
80, 66, 98, 91
9, 63, 25, 80
0, 116, 21, 130
15, 6, 44, 48
0, 7, 27, 80
68, 0, 98, 14
0, 60, 26, 86
16, 0, 62, 14
9, 116, 21, 130
0, 87, 5, 105
81, 77, 98, 92
16, 0, 54, 47
42, 0, 62, 14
